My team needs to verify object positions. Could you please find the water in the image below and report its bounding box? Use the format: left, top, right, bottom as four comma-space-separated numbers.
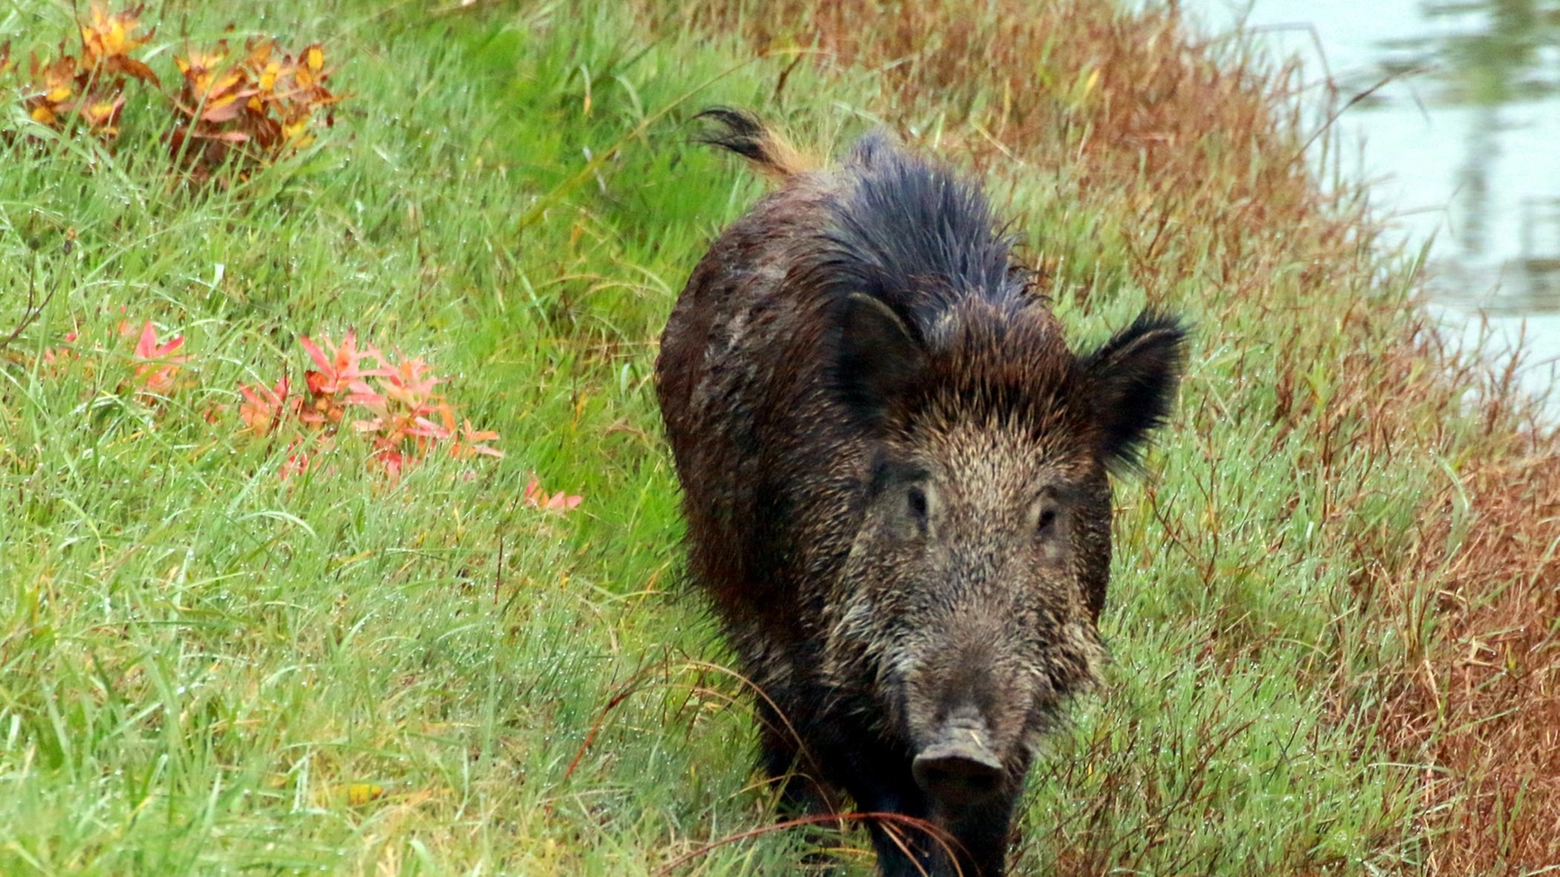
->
1190, 0, 1560, 409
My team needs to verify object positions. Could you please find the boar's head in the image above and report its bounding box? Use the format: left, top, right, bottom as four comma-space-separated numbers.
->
825, 291, 1185, 809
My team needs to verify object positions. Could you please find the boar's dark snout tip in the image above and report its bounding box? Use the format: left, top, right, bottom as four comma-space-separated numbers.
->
912, 736, 1006, 806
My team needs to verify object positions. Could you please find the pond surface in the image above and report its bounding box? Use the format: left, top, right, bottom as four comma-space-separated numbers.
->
1190, 0, 1560, 410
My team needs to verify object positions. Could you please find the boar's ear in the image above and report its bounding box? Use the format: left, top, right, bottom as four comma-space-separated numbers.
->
837, 293, 927, 431
1082, 311, 1187, 469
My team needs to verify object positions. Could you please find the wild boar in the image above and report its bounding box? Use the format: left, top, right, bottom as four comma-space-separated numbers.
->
655, 108, 1186, 876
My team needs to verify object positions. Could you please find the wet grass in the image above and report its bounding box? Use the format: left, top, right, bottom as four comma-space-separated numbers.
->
0, 0, 1555, 874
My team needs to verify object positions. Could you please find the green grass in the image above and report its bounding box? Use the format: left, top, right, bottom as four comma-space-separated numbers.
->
0, 0, 1490, 873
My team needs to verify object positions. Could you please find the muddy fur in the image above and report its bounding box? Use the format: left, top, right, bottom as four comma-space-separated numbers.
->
656, 110, 1186, 876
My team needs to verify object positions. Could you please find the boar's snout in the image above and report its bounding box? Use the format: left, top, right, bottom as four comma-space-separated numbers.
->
911, 711, 1006, 806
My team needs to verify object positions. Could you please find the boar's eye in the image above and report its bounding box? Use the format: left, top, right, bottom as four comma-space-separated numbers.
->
906, 485, 929, 532
1033, 496, 1059, 539
1037, 507, 1057, 534
869, 458, 932, 539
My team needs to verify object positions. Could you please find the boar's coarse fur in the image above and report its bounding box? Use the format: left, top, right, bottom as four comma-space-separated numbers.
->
655, 109, 1187, 877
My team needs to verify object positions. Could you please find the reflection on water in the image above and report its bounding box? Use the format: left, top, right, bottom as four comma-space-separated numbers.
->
1395, 0, 1560, 311
1195, 0, 1560, 404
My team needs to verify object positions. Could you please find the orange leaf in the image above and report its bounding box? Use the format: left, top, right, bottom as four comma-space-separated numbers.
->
107, 54, 159, 86
373, 446, 405, 478
546, 491, 582, 511
523, 476, 581, 513
244, 37, 275, 71
196, 130, 251, 143
238, 377, 295, 434
23, 52, 80, 130
201, 102, 246, 124
176, 45, 229, 78
451, 420, 503, 459
281, 446, 311, 479
408, 416, 450, 440
79, 95, 125, 134
377, 357, 441, 411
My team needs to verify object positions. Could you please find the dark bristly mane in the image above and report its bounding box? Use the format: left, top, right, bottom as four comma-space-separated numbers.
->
819, 133, 1028, 335
695, 114, 1026, 338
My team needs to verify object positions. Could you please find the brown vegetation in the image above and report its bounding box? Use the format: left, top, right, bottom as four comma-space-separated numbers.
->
654, 0, 1560, 870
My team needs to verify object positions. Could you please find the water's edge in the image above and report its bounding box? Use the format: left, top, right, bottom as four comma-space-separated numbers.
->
1191, 0, 1560, 411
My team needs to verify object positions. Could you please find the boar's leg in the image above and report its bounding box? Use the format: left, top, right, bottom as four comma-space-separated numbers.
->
756, 704, 852, 872
840, 749, 1016, 877
870, 802, 1015, 877
756, 701, 834, 817
814, 740, 949, 876
937, 793, 1019, 877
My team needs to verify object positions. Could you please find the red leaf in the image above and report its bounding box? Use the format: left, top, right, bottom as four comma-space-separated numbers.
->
524, 475, 581, 513
299, 330, 379, 396
131, 320, 187, 395
133, 319, 184, 360
378, 357, 441, 413
372, 446, 405, 478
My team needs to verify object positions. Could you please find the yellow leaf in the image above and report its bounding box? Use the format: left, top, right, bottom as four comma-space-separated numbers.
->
210, 70, 244, 97
80, 1, 153, 65
200, 94, 244, 123
282, 116, 312, 143
347, 783, 384, 806
244, 37, 274, 69
83, 99, 120, 129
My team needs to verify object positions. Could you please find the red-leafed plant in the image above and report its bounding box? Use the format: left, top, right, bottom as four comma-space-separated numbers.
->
235, 330, 518, 486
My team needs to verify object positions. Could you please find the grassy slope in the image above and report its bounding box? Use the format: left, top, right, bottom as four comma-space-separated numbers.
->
0, 0, 1550, 874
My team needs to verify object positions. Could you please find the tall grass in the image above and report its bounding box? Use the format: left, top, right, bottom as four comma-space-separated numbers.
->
0, 0, 1554, 874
